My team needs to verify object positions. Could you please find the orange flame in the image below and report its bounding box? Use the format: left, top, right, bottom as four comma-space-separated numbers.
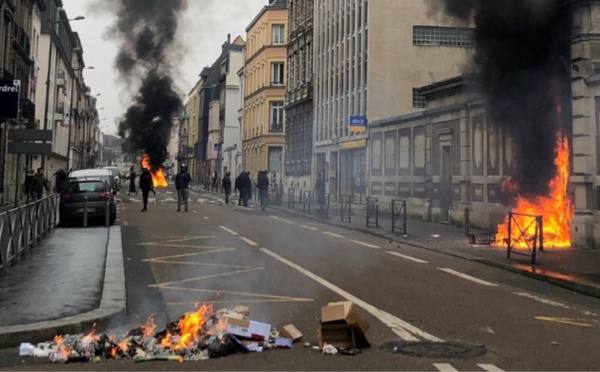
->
141, 154, 168, 187
495, 133, 573, 248
142, 315, 157, 338
159, 304, 214, 351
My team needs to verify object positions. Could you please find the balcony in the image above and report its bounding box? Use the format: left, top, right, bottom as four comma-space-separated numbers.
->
20, 99, 35, 127
271, 81, 284, 87
270, 123, 284, 133
56, 70, 66, 89
55, 102, 65, 121
13, 25, 31, 56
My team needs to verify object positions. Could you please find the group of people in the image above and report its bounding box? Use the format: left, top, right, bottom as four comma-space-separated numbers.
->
221, 170, 270, 211
128, 165, 191, 213
21, 168, 52, 202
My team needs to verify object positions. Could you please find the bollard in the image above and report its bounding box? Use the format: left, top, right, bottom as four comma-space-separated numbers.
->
105, 197, 110, 227
464, 207, 470, 237
83, 196, 88, 227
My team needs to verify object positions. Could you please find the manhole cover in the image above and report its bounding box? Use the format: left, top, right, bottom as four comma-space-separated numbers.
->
380, 341, 486, 359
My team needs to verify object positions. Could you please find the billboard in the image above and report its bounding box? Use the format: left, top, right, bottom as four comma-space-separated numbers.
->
0, 80, 21, 120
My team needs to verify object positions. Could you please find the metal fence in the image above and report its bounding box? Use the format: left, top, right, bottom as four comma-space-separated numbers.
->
318, 193, 330, 219
288, 188, 295, 209
391, 199, 407, 235
341, 195, 352, 223
366, 197, 379, 227
505, 211, 543, 265
302, 191, 312, 213
0, 195, 60, 275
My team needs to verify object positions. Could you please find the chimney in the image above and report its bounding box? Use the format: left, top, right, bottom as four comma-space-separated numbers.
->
227, 33, 231, 44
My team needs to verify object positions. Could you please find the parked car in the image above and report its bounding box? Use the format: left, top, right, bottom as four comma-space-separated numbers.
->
69, 169, 118, 193
59, 179, 116, 225
103, 166, 121, 189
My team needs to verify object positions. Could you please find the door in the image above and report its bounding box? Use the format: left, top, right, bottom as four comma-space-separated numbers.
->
440, 145, 453, 222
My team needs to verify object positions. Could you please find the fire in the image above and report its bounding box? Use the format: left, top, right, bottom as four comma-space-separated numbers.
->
495, 133, 573, 248
159, 304, 214, 351
141, 154, 168, 187
142, 315, 157, 338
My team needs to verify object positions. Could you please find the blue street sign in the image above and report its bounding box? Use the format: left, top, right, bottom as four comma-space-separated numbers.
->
349, 115, 368, 133
214, 143, 222, 151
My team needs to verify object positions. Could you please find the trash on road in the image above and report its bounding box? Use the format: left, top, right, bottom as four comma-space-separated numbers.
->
317, 301, 370, 353
21, 305, 299, 363
280, 324, 303, 342
322, 343, 338, 355
430, 234, 440, 238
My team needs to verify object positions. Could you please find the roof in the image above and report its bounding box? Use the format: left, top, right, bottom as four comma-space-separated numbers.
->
70, 169, 111, 177
246, 0, 288, 32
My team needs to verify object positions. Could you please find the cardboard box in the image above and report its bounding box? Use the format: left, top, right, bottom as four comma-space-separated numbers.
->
317, 324, 355, 349
320, 301, 370, 348
224, 317, 271, 341
280, 324, 303, 342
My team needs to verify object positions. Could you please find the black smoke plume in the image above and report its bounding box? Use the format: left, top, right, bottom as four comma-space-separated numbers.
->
431, 0, 572, 200
111, 0, 187, 170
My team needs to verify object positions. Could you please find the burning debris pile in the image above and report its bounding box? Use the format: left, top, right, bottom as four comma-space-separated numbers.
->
19, 302, 370, 363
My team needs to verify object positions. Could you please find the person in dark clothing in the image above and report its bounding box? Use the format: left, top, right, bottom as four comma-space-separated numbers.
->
235, 172, 244, 206
242, 171, 252, 207
175, 165, 192, 212
222, 172, 232, 205
128, 167, 137, 195
23, 170, 35, 202
257, 170, 270, 211
53, 169, 67, 193
30, 168, 50, 201
139, 168, 153, 212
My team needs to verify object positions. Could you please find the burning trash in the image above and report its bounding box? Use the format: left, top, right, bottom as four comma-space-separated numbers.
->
141, 153, 168, 188
20, 305, 296, 363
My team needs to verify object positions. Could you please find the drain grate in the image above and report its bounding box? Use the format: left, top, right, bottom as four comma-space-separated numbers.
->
380, 341, 486, 359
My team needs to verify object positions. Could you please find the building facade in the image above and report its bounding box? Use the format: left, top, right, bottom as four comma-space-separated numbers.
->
313, 0, 472, 204
242, 0, 288, 177
284, 0, 313, 194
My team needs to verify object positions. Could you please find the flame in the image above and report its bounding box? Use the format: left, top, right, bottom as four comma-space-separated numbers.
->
110, 347, 117, 358
158, 304, 214, 351
118, 340, 129, 353
81, 324, 100, 344
141, 154, 168, 187
142, 315, 157, 338
495, 133, 573, 248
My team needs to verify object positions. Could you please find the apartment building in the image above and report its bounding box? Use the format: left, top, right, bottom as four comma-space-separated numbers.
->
313, 0, 472, 204
284, 0, 314, 194
242, 0, 288, 177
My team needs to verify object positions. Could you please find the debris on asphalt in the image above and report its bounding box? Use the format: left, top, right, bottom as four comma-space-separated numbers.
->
22, 305, 300, 364
322, 344, 338, 355
430, 234, 440, 238
304, 342, 311, 348
318, 301, 370, 350
280, 324, 303, 342
551, 341, 559, 346
339, 347, 362, 356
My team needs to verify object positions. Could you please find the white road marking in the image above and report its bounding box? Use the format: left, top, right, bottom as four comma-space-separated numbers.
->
220, 226, 238, 236
513, 292, 570, 309
270, 215, 295, 224
323, 232, 344, 238
433, 363, 458, 372
299, 224, 319, 231
477, 364, 504, 372
240, 237, 258, 247
203, 216, 209, 220
261, 248, 442, 342
438, 268, 499, 287
350, 240, 381, 249
386, 251, 429, 264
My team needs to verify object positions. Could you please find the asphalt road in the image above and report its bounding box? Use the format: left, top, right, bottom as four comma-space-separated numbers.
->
1, 186, 600, 371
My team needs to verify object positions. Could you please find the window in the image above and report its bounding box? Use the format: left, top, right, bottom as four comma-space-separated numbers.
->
271, 62, 284, 86
413, 88, 428, 109
272, 24, 285, 45
413, 26, 475, 47
270, 101, 284, 132
306, 43, 313, 81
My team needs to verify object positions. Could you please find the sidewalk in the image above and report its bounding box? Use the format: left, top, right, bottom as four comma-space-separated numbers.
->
0, 226, 125, 348
270, 197, 600, 299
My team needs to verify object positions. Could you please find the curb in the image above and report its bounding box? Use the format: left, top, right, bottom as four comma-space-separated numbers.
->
0, 226, 126, 348
271, 205, 600, 300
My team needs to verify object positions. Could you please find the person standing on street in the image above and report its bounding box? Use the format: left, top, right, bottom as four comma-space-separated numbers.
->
53, 169, 67, 194
128, 166, 138, 196
222, 172, 232, 205
316, 172, 326, 205
235, 172, 244, 206
139, 167, 153, 212
257, 170, 270, 211
175, 165, 192, 212
242, 171, 252, 207
22, 170, 35, 202
30, 168, 50, 202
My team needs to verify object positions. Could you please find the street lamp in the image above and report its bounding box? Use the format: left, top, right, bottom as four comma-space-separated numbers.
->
67, 65, 95, 171
41, 15, 85, 170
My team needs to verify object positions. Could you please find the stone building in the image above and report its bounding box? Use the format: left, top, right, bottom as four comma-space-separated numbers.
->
242, 0, 288, 177
284, 0, 313, 194
313, 0, 472, 205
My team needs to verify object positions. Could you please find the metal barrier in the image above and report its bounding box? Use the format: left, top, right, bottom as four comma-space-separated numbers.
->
505, 211, 543, 265
319, 193, 330, 219
0, 195, 60, 275
288, 188, 295, 209
391, 199, 407, 235
341, 195, 352, 223
302, 191, 311, 213
366, 197, 379, 227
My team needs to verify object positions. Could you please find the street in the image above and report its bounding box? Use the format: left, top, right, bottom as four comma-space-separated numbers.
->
1, 186, 600, 371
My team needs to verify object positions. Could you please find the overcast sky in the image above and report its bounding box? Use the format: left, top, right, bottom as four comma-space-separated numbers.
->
61, 0, 265, 136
